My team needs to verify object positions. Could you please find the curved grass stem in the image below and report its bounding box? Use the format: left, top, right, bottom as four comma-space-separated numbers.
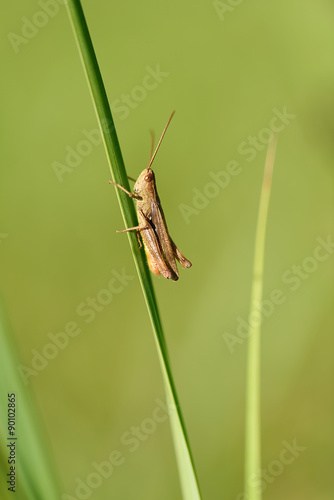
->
244, 134, 278, 500
65, 2, 201, 498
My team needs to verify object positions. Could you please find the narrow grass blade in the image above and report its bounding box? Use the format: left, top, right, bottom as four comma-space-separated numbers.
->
244, 134, 278, 500
65, 2, 201, 498
0, 304, 62, 500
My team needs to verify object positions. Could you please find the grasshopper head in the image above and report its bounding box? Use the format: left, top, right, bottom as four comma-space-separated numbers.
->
134, 167, 155, 196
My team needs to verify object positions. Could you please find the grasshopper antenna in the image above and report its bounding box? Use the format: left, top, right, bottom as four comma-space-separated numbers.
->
147, 111, 175, 170
148, 129, 155, 163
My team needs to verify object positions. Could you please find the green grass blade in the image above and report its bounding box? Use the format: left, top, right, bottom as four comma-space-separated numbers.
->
65, 2, 201, 498
244, 134, 278, 500
0, 303, 62, 500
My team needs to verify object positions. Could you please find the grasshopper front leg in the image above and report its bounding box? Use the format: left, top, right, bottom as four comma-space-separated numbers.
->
116, 225, 141, 233
110, 180, 144, 247
109, 180, 142, 200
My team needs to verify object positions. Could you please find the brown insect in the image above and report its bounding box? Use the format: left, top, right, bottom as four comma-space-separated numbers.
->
110, 111, 191, 281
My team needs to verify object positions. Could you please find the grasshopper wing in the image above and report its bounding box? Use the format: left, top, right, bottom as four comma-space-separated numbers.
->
150, 201, 179, 279
138, 209, 178, 281
151, 201, 192, 272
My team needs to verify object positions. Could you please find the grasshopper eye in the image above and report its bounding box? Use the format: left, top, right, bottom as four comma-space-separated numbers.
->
144, 170, 154, 182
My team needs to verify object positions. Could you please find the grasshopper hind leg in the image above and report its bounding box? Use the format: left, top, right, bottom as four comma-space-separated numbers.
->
170, 239, 192, 269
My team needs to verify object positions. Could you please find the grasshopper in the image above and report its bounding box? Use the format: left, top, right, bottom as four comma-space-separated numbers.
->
110, 111, 191, 281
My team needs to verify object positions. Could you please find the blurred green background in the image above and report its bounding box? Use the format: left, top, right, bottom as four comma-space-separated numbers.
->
1, 0, 333, 498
